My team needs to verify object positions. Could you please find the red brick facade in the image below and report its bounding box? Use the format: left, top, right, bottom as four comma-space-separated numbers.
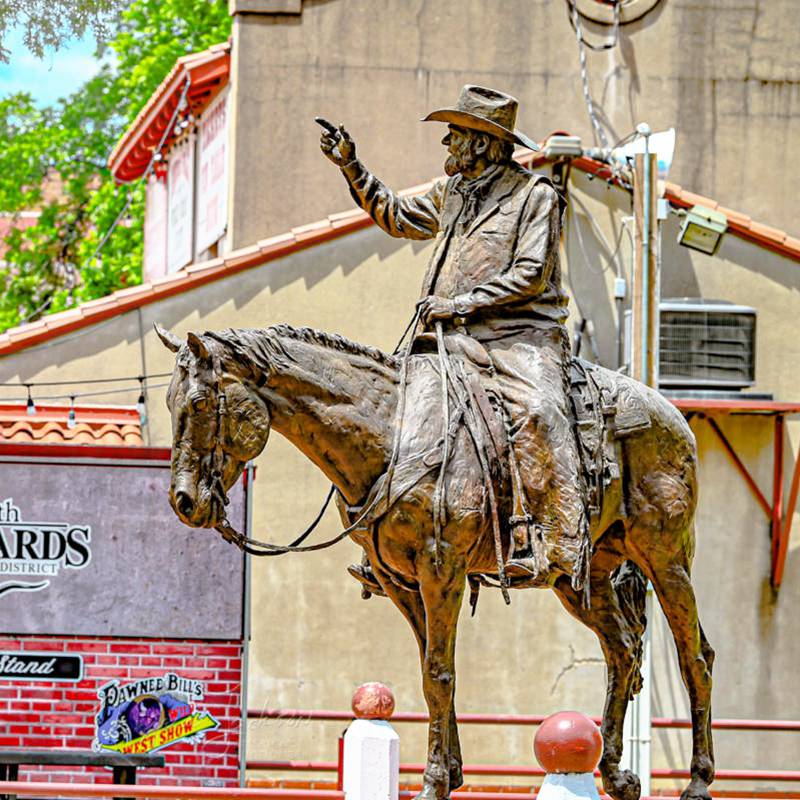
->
0, 635, 243, 786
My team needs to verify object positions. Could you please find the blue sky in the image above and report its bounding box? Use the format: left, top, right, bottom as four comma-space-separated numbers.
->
0, 27, 108, 106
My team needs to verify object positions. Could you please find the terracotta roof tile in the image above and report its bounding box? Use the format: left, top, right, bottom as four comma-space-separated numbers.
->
224, 243, 262, 267
79, 294, 123, 313
0, 404, 143, 447
42, 308, 84, 329
150, 271, 195, 290
676, 189, 718, 210
186, 257, 225, 276
114, 284, 156, 302
785, 236, 800, 252
748, 221, 787, 245
258, 232, 297, 251
717, 205, 752, 228
328, 208, 368, 224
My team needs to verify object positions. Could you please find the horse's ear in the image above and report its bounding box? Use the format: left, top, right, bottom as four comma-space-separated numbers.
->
186, 332, 211, 361
154, 322, 182, 353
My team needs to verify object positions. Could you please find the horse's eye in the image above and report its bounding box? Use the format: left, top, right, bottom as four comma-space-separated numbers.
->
193, 397, 208, 412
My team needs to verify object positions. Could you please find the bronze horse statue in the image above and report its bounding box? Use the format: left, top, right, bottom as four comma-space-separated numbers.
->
156, 322, 714, 800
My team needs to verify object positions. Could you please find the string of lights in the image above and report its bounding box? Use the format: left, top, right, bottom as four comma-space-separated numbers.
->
0, 372, 172, 389
3, 378, 172, 431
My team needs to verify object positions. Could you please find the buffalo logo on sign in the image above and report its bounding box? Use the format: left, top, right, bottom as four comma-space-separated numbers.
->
94, 672, 220, 754
0, 498, 92, 598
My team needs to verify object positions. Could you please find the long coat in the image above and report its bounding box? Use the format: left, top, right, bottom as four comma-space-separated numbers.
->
340, 158, 568, 340
340, 156, 585, 568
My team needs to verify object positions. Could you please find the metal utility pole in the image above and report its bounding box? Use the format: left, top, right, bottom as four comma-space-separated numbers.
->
631, 142, 659, 387
622, 127, 659, 796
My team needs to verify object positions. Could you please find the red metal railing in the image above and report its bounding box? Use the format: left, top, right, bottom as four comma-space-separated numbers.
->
7, 784, 786, 800
246, 709, 800, 786
247, 708, 800, 732
247, 761, 800, 783
5, 785, 800, 800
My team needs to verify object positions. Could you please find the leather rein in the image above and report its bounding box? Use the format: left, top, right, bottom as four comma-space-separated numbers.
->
207, 312, 423, 557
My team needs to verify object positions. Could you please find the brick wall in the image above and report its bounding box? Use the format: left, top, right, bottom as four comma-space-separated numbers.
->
0, 635, 243, 786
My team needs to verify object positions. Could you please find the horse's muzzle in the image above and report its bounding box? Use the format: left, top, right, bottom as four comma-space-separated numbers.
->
175, 490, 195, 519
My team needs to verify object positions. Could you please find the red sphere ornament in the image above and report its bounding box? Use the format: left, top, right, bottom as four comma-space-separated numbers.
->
534, 711, 603, 774
351, 682, 395, 720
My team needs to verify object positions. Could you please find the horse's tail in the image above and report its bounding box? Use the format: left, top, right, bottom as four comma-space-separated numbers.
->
611, 559, 648, 698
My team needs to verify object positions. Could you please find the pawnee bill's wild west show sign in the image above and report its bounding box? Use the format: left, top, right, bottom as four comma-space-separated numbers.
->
0, 450, 248, 783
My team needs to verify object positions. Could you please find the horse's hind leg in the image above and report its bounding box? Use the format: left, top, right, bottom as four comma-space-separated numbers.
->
553, 537, 647, 800
638, 541, 715, 800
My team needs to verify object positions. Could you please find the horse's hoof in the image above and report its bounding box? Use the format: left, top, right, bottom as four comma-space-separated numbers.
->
413, 785, 445, 800
449, 761, 464, 791
680, 780, 713, 800
604, 768, 642, 800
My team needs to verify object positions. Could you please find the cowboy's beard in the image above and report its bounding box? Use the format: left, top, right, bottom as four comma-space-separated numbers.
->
444, 137, 479, 176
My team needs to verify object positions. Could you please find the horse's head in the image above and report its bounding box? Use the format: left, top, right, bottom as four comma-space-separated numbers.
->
155, 324, 271, 529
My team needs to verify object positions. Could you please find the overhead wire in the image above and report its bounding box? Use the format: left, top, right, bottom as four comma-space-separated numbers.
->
0, 372, 171, 388
566, 0, 621, 149
569, 192, 631, 279
0, 380, 170, 406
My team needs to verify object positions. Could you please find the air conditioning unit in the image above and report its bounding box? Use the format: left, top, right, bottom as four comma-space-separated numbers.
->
624, 299, 757, 390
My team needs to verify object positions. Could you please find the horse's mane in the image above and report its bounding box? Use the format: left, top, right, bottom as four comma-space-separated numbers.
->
205, 324, 398, 374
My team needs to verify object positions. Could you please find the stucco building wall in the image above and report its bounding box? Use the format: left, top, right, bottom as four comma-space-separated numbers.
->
228, 0, 800, 248
2, 173, 799, 782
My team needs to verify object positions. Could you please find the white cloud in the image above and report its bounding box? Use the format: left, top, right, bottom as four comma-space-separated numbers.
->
0, 26, 109, 105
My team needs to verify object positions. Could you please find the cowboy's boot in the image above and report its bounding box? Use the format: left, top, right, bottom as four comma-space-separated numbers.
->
502, 435, 546, 579
347, 556, 386, 598
505, 518, 547, 579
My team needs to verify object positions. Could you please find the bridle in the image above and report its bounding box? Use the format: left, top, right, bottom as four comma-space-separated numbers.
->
192, 353, 380, 557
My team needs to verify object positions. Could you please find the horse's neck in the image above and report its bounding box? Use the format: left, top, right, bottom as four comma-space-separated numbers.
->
258, 332, 398, 504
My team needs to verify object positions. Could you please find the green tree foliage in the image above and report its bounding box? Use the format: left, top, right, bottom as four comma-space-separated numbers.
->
0, 0, 231, 332
0, 1, 123, 63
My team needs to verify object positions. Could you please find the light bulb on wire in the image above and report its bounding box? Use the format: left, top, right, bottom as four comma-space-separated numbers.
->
137, 377, 147, 427
67, 396, 76, 429
26, 385, 36, 416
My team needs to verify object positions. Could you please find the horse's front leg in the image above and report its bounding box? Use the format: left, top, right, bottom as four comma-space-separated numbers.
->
417, 556, 466, 800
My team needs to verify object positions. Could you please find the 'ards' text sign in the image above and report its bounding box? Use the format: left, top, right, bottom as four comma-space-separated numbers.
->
0, 460, 245, 639
0, 498, 91, 597
0, 652, 83, 682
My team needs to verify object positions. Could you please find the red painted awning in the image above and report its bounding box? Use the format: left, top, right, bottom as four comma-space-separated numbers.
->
108, 41, 231, 183
671, 397, 800, 415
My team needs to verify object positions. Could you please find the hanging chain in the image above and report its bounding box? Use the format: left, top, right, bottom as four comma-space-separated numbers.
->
569, 0, 621, 149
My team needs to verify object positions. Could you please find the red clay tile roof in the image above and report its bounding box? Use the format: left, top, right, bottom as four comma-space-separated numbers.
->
108, 41, 231, 183
1, 147, 797, 359
0, 405, 143, 446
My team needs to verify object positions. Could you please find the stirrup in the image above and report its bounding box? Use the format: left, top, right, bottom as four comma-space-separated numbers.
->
504, 557, 540, 579
347, 563, 387, 598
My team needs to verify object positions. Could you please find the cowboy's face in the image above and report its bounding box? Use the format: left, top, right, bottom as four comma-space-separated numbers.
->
443, 124, 479, 177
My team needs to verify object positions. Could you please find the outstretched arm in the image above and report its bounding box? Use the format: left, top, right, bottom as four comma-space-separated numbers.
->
318, 118, 443, 240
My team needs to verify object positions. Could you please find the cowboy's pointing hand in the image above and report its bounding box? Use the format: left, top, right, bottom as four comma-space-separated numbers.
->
317, 118, 356, 166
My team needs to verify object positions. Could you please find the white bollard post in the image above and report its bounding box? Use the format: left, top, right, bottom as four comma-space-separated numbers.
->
534, 711, 604, 800
343, 682, 399, 800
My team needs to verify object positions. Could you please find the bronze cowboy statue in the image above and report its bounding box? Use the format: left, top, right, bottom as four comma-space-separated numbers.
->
320, 85, 587, 592
157, 85, 715, 800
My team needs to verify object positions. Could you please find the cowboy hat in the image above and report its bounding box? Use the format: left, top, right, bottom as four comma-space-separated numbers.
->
422, 84, 540, 152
